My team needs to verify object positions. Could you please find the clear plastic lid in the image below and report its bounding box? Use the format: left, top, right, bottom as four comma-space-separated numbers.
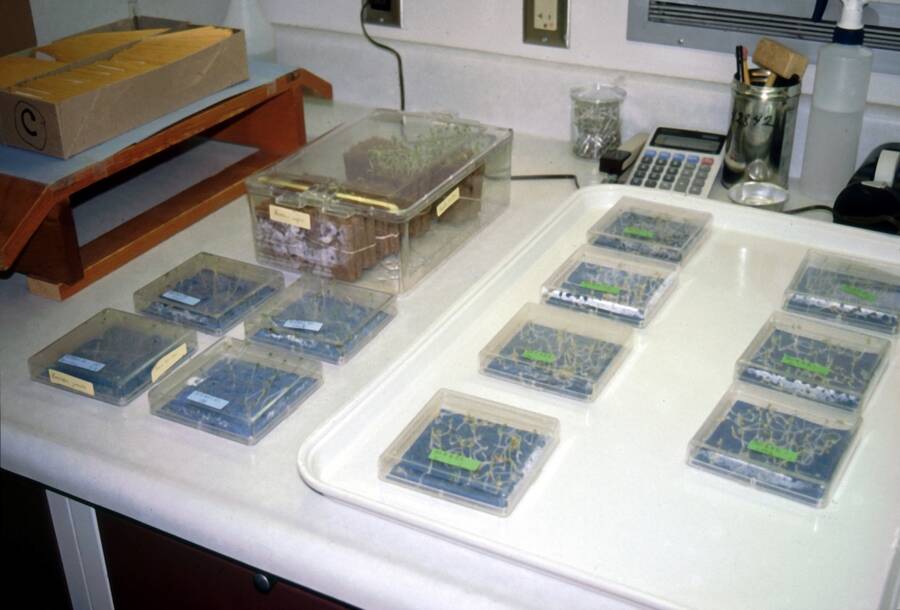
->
540, 246, 678, 327
246, 109, 511, 223
736, 312, 890, 415
479, 302, 632, 401
134, 252, 284, 335
784, 250, 900, 335
245, 275, 396, 364
28, 308, 197, 406
379, 389, 559, 516
587, 197, 712, 264
149, 337, 322, 444
570, 83, 626, 105
688, 384, 860, 507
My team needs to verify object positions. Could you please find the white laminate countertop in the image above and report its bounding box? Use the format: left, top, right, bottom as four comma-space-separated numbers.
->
0, 99, 883, 610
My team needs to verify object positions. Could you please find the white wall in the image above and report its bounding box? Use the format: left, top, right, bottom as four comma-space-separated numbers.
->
134, 0, 229, 27
263, 0, 900, 173
28, 0, 230, 43
263, 0, 900, 105
27, 0, 900, 173
30, 0, 900, 103
30, 0, 129, 43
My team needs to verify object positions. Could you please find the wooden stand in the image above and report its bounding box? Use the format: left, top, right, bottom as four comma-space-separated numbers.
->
0, 68, 331, 300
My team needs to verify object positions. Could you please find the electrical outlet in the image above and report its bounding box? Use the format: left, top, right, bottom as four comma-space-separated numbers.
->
363, 0, 402, 28
524, 0, 569, 48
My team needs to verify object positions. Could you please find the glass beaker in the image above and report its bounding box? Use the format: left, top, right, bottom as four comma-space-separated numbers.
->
570, 84, 626, 159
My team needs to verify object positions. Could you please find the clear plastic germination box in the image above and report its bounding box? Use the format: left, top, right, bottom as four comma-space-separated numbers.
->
479, 302, 632, 401
28, 308, 197, 406
736, 311, 889, 415
245, 109, 513, 293
541, 246, 678, 328
149, 337, 322, 445
245, 274, 396, 365
586, 197, 712, 265
379, 388, 560, 516
134, 252, 284, 335
783, 250, 900, 336
688, 384, 860, 508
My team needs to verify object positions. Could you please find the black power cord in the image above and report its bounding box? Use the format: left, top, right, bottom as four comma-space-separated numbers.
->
784, 205, 834, 216
511, 174, 581, 189
360, 1, 406, 111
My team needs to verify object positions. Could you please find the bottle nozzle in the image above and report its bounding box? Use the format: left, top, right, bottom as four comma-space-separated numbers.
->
837, 0, 867, 31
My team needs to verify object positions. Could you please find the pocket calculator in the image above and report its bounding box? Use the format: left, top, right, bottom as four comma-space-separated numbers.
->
624, 127, 726, 197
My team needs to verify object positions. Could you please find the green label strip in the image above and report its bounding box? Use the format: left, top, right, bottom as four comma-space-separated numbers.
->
840, 284, 877, 303
781, 355, 831, 377
623, 226, 656, 239
428, 448, 481, 472
748, 439, 798, 463
579, 280, 621, 295
522, 349, 557, 364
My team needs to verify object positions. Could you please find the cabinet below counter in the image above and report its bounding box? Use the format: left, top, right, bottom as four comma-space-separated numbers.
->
98, 507, 350, 610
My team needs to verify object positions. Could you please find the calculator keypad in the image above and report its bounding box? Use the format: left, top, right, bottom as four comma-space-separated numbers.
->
629, 150, 717, 196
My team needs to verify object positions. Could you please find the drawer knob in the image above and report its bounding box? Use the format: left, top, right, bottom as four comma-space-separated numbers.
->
253, 572, 274, 593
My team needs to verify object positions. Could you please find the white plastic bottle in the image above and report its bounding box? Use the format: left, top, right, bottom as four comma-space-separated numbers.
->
799, 0, 873, 203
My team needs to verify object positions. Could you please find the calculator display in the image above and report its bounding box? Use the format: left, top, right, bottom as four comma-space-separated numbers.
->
651, 130, 724, 154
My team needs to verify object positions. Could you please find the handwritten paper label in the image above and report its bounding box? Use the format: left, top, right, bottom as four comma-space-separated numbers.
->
435, 187, 461, 217
58, 354, 105, 372
269, 204, 311, 229
781, 355, 830, 377
522, 350, 557, 364
282, 319, 324, 332
151, 343, 188, 383
623, 226, 656, 239
579, 280, 621, 295
428, 448, 481, 472
162, 290, 201, 306
748, 439, 798, 463
187, 390, 229, 410
840, 284, 877, 303
49, 369, 95, 397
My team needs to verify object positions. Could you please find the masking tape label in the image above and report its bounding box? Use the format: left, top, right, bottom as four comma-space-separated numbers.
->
49, 369, 95, 397
282, 319, 324, 332
840, 284, 877, 303
623, 226, 656, 239
435, 187, 461, 217
748, 439, 798, 463
58, 354, 105, 372
781, 355, 830, 377
522, 349, 557, 364
187, 390, 229, 410
428, 448, 481, 472
579, 280, 621, 295
269, 204, 311, 229
162, 290, 201, 306
151, 343, 188, 383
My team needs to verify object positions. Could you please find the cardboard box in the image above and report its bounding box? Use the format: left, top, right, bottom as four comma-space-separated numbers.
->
0, 17, 248, 158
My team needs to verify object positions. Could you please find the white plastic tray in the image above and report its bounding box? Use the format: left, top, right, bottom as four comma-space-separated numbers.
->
298, 186, 900, 610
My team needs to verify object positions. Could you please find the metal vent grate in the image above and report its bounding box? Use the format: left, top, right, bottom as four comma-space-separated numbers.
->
648, 1, 900, 52
628, 0, 900, 74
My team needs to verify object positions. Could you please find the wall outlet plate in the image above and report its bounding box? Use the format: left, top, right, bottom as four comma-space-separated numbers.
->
524, 0, 569, 48
363, 0, 402, 28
